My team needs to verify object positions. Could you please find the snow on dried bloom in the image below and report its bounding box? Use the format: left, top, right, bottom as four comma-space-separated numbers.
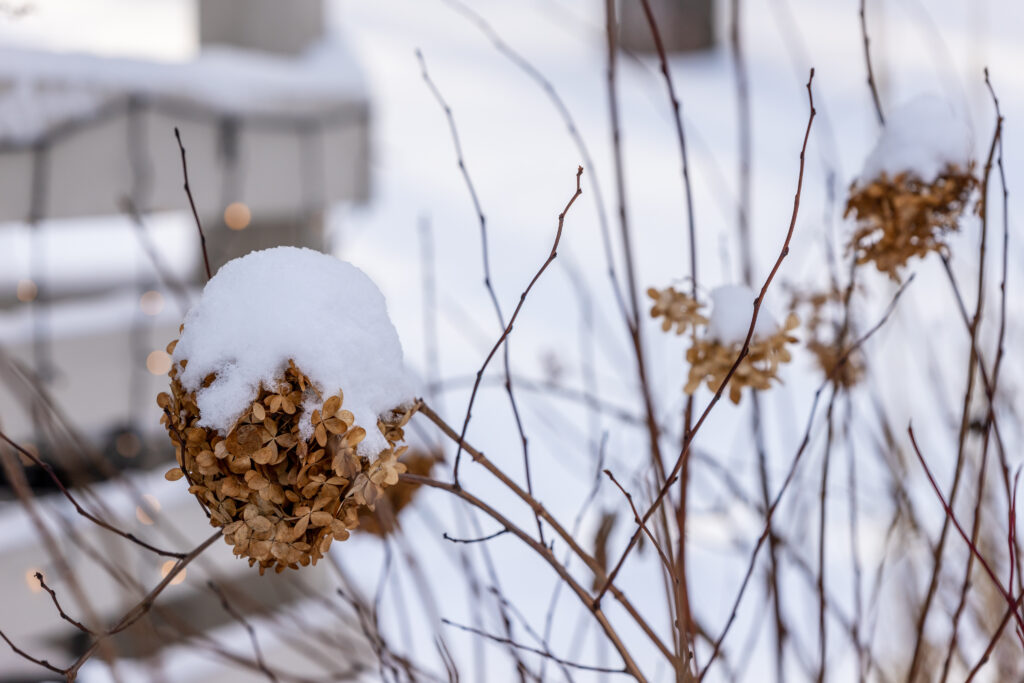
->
157, 247, 418, 574
846, 95, 978, 281
171, 246, 415, 456
704, 285, 779, 346
684, 285, 798, 404
647, 286, 707, 335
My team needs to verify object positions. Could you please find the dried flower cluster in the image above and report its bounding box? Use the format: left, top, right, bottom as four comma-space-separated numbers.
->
844, 163, 978, 280
789, 288, 864, 388
684, 313, 800, 404
158, 340, 416, 574
646, 286, 707, 336
358, 449, 440, 536
649, 285, 799, 404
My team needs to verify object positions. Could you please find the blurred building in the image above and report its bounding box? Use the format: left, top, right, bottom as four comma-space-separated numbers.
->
618, 0, 715, 53
0, 1, 372, 679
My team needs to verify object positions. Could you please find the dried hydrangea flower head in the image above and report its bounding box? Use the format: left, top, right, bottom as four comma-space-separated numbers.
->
161, 360, 415, 573
683, 285, 799, 404
157, 247, 416, 574
845, 95, 978, 281
647, 286, 707, 335
788, 288, 864, 388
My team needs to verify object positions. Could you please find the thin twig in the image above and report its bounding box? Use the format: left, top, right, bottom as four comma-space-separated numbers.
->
442, 619, 628, 675
942, 75, 1006, 681
0, 628, 65, 675
441, 161, 584, 487
208, 582, 280, 683
859, 0, 885, 125
984, 67, 1021, 597
63, 532, 221, 678
636, 1, 700, 662
816, 258, 860, 683
0, 432, 185, 558
36, 572, 93, 634
603, 9, 682, 661
173, 127, 213, 280
604, 470, 675, 577
123, 197, 193, 315
603, 0, 670, 493
414, 50, 550, 548
403, 473, 648, 681
443, 528, 509, 544
415, 403, 676, 665
730, 1, 788, 672
908, 427, 1024, 643
437, 0, 630, 325
908, 78, 1003, 683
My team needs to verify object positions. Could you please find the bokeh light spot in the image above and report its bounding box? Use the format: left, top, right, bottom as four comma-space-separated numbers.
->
224, 202, 251, 231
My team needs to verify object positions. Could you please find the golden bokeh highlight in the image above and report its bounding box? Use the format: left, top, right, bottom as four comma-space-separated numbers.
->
160, 560, 187, 585
140, 290, 164, 316
146, 350, 172, 376
25, 569, 42, 593
136, 494, 161, 526
16, 279, 37, 303
224, 202, 252, 231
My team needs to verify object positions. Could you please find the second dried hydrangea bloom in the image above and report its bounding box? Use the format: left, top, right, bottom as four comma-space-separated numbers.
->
649, 284, 798, 404
845, 95, 978, 281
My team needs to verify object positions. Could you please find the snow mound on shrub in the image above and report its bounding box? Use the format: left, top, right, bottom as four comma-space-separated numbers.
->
172, 247, 416, 456
859, 94, 973, 183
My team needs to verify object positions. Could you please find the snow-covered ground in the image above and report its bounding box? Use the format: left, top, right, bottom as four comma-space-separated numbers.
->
2, 0, 1023, 681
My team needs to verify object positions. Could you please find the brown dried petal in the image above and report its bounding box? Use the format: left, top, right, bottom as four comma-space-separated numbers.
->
331, 519, 350, 541
323, 395, 341, 416
227, 424, 263, 457
311, 511, 334, 527
249, 516, 273, 536
244, 471, 269, 490
252, 444, 277, 465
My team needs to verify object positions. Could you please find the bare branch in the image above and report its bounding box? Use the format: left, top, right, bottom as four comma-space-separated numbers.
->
36, 572, 93, 635
173, 126, 213, 280
0, 431, 185, 558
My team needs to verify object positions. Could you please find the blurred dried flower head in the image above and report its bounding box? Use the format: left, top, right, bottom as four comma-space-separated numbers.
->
789, 288, 864, 388
159, 342, 416, 574
647, 286, 707, 336
647, 283, 798, 404
684, 312, 800, 405
844, 163, 978, 280
357, 449, 441, 537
